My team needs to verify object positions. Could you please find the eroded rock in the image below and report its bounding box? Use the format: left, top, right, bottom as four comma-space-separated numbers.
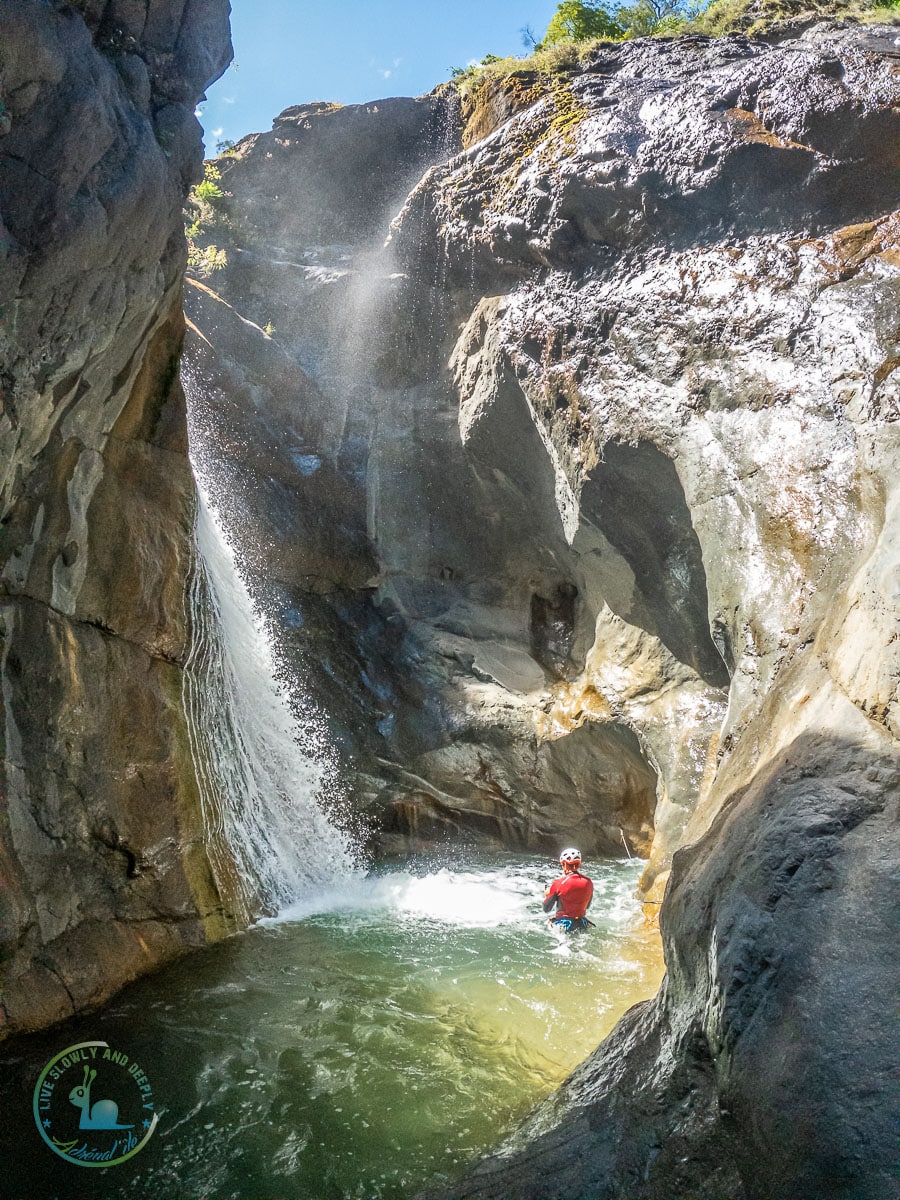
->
183, 21, 899, 1197
0, 0, 233, 1038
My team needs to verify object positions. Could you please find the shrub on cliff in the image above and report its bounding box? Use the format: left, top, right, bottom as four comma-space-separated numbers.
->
184, 161, 230, 277
452, 0, 897, 87
691, 0, 899, 34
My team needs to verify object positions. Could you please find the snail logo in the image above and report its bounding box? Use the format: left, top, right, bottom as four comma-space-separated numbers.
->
33, 1041, 158, 1167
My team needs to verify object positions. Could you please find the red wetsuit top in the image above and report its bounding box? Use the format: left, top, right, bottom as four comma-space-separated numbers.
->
543, 871, 593, 919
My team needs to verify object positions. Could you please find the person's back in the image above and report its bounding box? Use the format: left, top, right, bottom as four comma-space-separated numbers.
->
543, 847, 594, 932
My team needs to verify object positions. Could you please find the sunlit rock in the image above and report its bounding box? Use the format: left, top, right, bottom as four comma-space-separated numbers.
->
183, 20, 899, 1199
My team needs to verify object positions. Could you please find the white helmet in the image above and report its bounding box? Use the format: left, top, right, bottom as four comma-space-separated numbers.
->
559, 847, 582, 866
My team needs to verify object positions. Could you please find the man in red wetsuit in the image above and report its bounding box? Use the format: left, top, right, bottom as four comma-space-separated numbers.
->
543, 847, 594, 932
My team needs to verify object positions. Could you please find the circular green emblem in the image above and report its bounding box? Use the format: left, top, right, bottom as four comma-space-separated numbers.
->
33, 1040, 158, 1167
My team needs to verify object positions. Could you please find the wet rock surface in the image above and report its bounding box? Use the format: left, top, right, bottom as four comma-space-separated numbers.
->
186, 21, 899, 1198
0, 0, 233, 1037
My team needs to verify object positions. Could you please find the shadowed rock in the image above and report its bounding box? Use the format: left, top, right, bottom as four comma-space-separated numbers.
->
0, 0, 233, 1038
419, 722, 897, 1200
580, 441, 730, 688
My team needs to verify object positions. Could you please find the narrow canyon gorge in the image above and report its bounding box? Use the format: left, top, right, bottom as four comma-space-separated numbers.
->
0, 2, 897, 1198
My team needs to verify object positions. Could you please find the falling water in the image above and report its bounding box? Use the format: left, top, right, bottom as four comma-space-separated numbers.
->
173, 104, 466, 922
182, 482, 357, 924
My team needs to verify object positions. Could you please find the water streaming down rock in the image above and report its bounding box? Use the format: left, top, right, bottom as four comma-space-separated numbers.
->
182, 479, 357, 923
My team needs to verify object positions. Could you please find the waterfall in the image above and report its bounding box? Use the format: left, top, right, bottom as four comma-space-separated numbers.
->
182, 482, 357, 924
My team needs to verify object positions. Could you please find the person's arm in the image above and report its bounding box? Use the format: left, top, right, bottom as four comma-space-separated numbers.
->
542, 880, 560, 913
585, 878, 594, 911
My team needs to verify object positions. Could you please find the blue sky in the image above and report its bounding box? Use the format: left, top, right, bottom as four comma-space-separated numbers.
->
199, 0, 562, 149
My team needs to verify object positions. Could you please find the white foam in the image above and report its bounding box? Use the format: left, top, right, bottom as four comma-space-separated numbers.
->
269, 860, 642, 937
270, 867, 533, 928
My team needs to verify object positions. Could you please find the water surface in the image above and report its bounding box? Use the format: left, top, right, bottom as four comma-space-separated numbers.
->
0, 852, 663, 1200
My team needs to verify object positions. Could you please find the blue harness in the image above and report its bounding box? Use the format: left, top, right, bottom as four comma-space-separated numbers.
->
550, 916, 592, 934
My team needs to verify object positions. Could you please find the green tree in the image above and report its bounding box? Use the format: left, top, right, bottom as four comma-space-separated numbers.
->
542, 0, 625, 44
615, 0, 685, 34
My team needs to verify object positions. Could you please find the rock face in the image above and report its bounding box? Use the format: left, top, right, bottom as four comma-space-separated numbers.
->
0, 0, 232, 1037
185, 92, 665, 863
185, 20, 899, 1199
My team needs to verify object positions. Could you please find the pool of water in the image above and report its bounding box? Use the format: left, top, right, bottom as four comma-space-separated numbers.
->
0, 852, 663, 1200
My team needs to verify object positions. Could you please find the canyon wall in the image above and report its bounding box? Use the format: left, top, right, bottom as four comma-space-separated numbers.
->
0, 0, 233, 1038
1, 4, 895, 1192
416, 24, 900, 1200
185, 20, 899, 1199
185, 90, 667, 864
